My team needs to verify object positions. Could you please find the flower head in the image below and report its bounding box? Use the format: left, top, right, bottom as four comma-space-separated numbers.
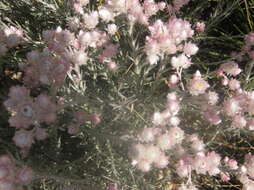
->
188, 71, 210, 96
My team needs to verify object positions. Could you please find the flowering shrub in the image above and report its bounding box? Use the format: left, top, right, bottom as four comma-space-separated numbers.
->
1, 0, 254, 189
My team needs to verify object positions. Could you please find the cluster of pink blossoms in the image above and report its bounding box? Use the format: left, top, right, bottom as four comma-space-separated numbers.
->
0, 154, 33, 190
69, 0, 165, 28
188, 64, 254, 130
129, 93, 183, 172
42, 25, 119, 72
0, 26, 24, 56
128, 89, 251, 188
20, 49, 70, 87
177, 151, 221, 177
238, 153, 254, 190
105, 0, 165, 25
4, 86, 55, 151
242, 32, 254, 59
222, 89, 254, 129
212, 44, 254, 129
145, 18, 197, 65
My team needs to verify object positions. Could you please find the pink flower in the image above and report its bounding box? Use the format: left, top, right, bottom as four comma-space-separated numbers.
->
166, 99, 180, 115
203, 107, 221, 125
143, 145, 161, 164
176, 159, 190, 177
83, 11, 99, 29
231, 115, 247, 128
98, 7, 114, 22
192, 152, 208, 175
247, 118, 254, 130
229, 79, 241, 90
188, 71, 210, 96
73, 3, 84, 14
35, 94, 57, 124
224, 157, 238, 170
4, 26, 24, 48
0, 155, 16, 187
71, 50, 87, 65
245, 32, 254, 46
167, 18, 194, 43
0, 164, 15, 184
106, 0, 128, 13
156, 133, 174, 150
55, 27, 74, 47
183, 42, 199, 56
13, 130, 34, 149
169, 116, 180, 126
136, 159, 151, 172
153, 152, 169, 169
152, 111, 166, 126
138, 127, 158, 142
188, 134, 205, 152
107, 183, 118, 190
100, 44, 118, 62
244, 153, 254, 178
221, 173, 230, 182
16, 167, 33, 185
206, 151, 221, 176
158, 2, 166, 10
68, 124, 80, 135
107, 24, 118, 35
171, 53, 192, 69
223, 98, 241, 117
168, 74, 179, 87
221, 77, 229, 86
0, 155, 14, 166
168, 126, 184, 144
34, 127, 48, 141
173, 0, 190, 11
107, 61, 118, 71
195, 22, 205, 33
143, 0, 159, 16
219, 61, 241, 76
89, 114, 101, 125
4, 86, 36, 129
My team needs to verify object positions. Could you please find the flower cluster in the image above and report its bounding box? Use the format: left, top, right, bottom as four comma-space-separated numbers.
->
129, 93, 184, 172
20, 49, 70, 87
3, 0, 254, 189
0, 26, 24, 56
145, 17, 197, 65
4, 86, 57, 129
4, 86, 55, 152
0, 154, 33, 189
243, 32, 254, 59
238, 153, 254, 190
